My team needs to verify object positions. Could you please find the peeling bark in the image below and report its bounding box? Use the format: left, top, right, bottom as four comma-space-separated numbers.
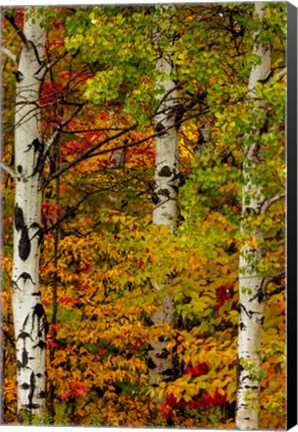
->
11, 9, 47, 420
236, 3, 272, 429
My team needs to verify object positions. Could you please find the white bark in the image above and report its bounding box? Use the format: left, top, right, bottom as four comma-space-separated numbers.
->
11, 10, 47, 420
152, 54, 179, 228
236, 3, 271, 429
149, 19, 179, 401
1, 45, 18, 64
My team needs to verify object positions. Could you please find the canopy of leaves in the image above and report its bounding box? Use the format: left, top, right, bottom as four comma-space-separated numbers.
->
2, 3, 286, 428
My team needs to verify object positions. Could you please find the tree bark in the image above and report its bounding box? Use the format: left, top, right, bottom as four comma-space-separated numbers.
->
236, 3, 271, 429
149, 17, 179, 402
11, 10, 47, 421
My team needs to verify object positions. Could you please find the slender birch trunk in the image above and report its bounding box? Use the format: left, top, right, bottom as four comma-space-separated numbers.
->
236, 3, 271, 429
11, 10, 47, 420
149, 21, 179, 402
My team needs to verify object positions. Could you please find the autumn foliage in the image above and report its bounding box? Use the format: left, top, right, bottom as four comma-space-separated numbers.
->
1, 3, 286, 428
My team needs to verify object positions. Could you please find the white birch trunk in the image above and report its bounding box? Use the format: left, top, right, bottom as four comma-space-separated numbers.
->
149, 24, 179, 401
236, 3, 271, 429
11, 10, 47, 420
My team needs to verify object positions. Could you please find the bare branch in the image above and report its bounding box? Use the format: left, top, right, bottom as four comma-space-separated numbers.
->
45, 102, 87, 152
266, 285, 285, 299
43, 175, 138, 234
45, 104, 208, 185
46, 124, 137, 184
261, 193, 285, 214
4, 13, 29, 48
0, 162, 17, 179
272, 68, 286, 83
1, 46, 18, 64
61, 127, 125, 134
44, 50, 68, 74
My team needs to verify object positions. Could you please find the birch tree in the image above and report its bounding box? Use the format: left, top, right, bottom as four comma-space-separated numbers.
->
236, 3, 285, 429
148, 8, 180, 402
2, 9, 48, 420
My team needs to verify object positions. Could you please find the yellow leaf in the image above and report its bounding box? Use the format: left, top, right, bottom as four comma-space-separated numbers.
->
251, 235, 259, 248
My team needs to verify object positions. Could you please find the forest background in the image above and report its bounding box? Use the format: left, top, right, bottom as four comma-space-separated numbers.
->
1, 1, 286, 429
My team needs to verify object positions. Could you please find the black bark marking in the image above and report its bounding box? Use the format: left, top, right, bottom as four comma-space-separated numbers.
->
17, 348, 30, 370
239, 322, 246, 330
33, 303, 45, 319
256, 315, 264, 325
16, 272, 36, 285
152, 194, 160, 205
25, 138, 43, 154
28, 40, 44, 66
169, 184, 179, 193
22, 349, 29, 367
24, 403, 40, 410
161, 368, 173, 376
171, 103, 185, 126
29, 222, 40, 229
29, 223, 43, 244
24, 138, 45, 176
33, 146, 45, 176
22, 313, 30, 330
11, 280, 20, 291
169, 172, 185, 187
33, 340, 46, 350
249, 289, 265, 304
17, 331, 33, 342
158, 166, 172, 177
158, 188, 170, 198
31, 303, 48, 336
156, 348, 170, 359
17, 165, 23, 174
35, 373, 43, 379
28, 371, 36, 407
155, 121, 168, 136
18, 226, 31, 260
148, 358, 157, 369
13, 71, 24, 82
236, 357, 244, 388
258, 70, 273, 84
236, 303, 252, 319
244, 207, 258, 216
20, 382, 30, 390
37, 391, 46, 399
32, 291, 41, 297
14, 203, 25, 231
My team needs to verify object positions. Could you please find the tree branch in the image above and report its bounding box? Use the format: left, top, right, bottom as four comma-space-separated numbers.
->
266, 285, 285, 299
45, 124, 137, 184
4, 14, 29, 48
44, 50, 68, 75
272, 67, 286, 83
1, 46, 18, 64
44, 102, 87, 153
261, 193, 285, 214
0, 161, 17, 179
